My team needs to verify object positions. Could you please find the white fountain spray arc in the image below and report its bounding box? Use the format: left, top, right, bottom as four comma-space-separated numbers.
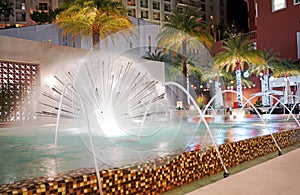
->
51, 53, 168, 193
37, 25, 228, 193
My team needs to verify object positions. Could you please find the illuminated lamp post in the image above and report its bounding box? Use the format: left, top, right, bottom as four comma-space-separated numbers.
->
259, 70, 270, 107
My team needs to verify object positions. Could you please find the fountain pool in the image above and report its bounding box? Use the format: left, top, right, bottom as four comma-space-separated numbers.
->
1, 26, 300, 194
0, 113, 298, 185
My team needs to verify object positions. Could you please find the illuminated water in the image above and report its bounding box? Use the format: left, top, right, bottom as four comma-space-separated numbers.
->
0, 114, 298, 185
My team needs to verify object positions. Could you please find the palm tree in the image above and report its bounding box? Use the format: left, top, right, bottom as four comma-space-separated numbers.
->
215, 35, 265, 107
248, 49, 281, 106
272, 58, 300, 78
144, 49, 170, 63
249, 49, 280, 75
143, 49, 175, 81
273, 58, 300, 105
201, 62, 225, 109
144, 49, 204, 82
55, 0, 134, 48
156, 8, 213, 107
0, 0, 14, 28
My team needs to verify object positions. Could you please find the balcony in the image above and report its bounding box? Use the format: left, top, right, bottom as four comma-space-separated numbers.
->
241, 31, 257, 41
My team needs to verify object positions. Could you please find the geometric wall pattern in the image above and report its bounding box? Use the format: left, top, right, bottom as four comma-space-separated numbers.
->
0, 60, 39, 122
1, 128, 300, 194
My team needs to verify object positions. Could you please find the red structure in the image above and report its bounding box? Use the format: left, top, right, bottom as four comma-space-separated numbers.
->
244, 0, 257, 32
231, 0, 300, 59
217, 0, 300, 108
255, 0, 300, 59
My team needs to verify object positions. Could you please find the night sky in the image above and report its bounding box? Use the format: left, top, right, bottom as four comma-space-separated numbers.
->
227, 0, 249, 32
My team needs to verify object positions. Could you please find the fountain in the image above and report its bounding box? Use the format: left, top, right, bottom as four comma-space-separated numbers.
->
1, 25, 300, 194
40, 41, 230, 191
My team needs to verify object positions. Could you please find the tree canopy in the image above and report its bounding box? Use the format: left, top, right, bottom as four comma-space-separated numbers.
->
0, 0, 14, 27
55, 0, 134, 48
215, 35, 265, 72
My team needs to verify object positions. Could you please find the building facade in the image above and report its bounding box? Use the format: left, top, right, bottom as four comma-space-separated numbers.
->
226, 0, 300, 59
255, 0, 300, 59
0, 0, 61, 28
243, 0, 257, 32
122, 0, 227, 26
2, 0, 228, 29
122, 0, 176, 25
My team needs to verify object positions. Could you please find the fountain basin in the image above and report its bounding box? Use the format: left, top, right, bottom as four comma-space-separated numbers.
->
1, 120, 300, 194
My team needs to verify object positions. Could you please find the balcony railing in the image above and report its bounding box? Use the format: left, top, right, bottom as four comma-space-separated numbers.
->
241, 30, 257, 41
214, 31, 258, 53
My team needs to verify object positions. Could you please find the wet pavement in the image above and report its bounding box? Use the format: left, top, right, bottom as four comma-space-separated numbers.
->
186, 148, 300, 195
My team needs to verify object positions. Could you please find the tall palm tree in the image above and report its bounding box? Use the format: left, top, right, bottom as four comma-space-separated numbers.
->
272, 58, 300, 105
0, 0, 14, 27
156, 8, 213, 107
215, 35, 265, 107
55, 0, 134, 48
201, 62, 225, 109
249, 49, 280, 76
248, 49, 281, 106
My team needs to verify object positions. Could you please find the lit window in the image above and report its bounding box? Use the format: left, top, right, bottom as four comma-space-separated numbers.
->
153, 12, 160, 20
15, 0, 25, 9
295, 0, 300, 5
272, 0, 286, 12
127, 0, 135, 6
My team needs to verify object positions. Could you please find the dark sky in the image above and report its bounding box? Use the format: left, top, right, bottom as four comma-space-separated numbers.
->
227, 0, 249, 32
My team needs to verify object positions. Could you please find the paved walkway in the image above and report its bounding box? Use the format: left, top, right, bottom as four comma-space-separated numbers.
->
186, 148, 300, 195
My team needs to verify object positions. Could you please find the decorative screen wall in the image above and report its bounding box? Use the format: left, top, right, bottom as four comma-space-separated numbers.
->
0, 61, 39, 122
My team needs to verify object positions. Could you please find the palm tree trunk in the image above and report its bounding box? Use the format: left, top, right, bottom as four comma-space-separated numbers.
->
92, 30, 100, 49
182, 40, 188, 108
235, 62, 243, 108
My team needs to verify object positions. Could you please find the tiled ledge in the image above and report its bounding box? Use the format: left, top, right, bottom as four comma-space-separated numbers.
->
1, 128, 300, 195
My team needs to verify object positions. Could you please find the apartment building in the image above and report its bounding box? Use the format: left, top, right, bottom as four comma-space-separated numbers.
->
122, 0, 175, 25
0, 0, 60, 28
1, 0, 228, 28
122, 0, 227, 26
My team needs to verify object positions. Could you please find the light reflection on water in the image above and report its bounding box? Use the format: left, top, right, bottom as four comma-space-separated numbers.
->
0, 114, 298, 185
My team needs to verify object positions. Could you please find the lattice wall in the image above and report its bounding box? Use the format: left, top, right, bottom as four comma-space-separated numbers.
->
0, 60, 39, 122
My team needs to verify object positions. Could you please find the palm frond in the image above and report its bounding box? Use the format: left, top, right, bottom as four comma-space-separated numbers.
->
215, 35, 265, 73
55, 0, 133, 48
